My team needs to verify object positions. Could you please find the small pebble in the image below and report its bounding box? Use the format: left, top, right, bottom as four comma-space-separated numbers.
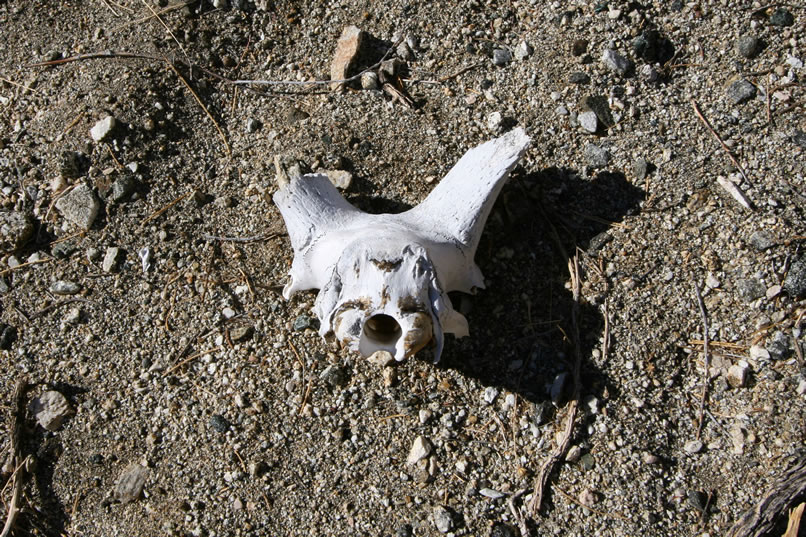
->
325, 169, 352, 190
766, 331, 791, 361
578, 489, 597, 507
736, 35, 760, 58
30, 391, 74, 431
432, 505, 453, 533
90, 116, 116, 142
55, 183, 101, 230
360, 71, 379, 90
114, 463, 149, 503
687, 490, 708, 512
407, 436, 432, 465
51, 280, 81, 295
769, 8, 794, 27
483, 386, 499, 404
479, 488, 506, 500
246, 118, 261, 133
578, 111, 598, 133
209, 414, 230, 433
749, 345, 770, 360
684, 439, 703, 454
0, 211, 34, 250
584, 143, 610, 168
726, 363, 748, 388
568, 71, 590, 84
571, 39, 588, 56
737, 278, 766, 302
368, 350, 395, 367
601, 48, 632, 75
514, 41, 532, 61
492, 48, 512, 66
102, 247, 122, 273
487, 111, 503, 131
749, 230, 775, 250
634, 158, 649, 180
783, 255, 806, 297
641, 452, 660, 465
726, 79, 757, 105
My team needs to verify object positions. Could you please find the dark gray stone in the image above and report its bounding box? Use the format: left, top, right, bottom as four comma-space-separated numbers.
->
687, 490, 707, 512
736, 278, 765, 302
632, 30, 675, 63
209, 414, 230, 433
784, 256, 806, 297
571, 39, 588, 56
584, 143, 610, 168
110, 175, 136, 202
766, 331, 791, 361
769, 8, 794, 27
492, 48, 512, 66
736, 35, 760, 58
0, 323, 16, 350
634, 158, 649, 180
293, 313, 320, 331
726, 79, 756, 105
748, 230, 776, 250
490, 523, 517, 537
568, 71, 590, 84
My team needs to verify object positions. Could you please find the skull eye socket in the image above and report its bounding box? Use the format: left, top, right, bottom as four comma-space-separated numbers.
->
363, 314, 402, 345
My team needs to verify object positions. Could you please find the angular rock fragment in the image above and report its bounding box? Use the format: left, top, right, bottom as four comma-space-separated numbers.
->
0, 210, 34, 250
407, 435, 432, 465
90, 116, 117, 142
114, 463, 149, 503
330, 26, 366, 89
55, 183, 101, 230
30, 391, 74, 431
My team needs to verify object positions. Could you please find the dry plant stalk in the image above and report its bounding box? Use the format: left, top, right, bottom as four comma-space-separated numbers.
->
693, 282, 710, 440
529, 255, 583, 515
1, 378, 30, 537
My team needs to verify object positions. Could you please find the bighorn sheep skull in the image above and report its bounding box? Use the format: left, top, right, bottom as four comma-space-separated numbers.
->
274, 128, 531, 362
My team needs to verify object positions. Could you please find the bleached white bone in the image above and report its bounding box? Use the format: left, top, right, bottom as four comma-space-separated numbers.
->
274, 128, 531, 362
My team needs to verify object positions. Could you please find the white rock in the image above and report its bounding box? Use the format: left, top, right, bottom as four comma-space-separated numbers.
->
749, 345, 770, 360
705, 273, 720, 289
483, 386, 499, 404
368, 350, 395, 367
601, 49, 631, 75
726, 363, 748, 388
102, 246, 121, 273
90, 116, 117, 142
479, 488, 506, 499
487, 111, 503, 131
684, 439, 703, 454
30, 391, 74, 431
433, 505, 453, 533
325, 169, 352, 190
407, 435, 433, 465
578, 110, 598, 133
514, 41, 533, 61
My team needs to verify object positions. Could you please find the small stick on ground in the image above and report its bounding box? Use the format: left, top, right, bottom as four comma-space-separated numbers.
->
0, 75, 42, 95
201, 233, 279, 243
691, 99, 754, 188
784, 503, 805, 537
438, 62, 483, 83
140, 0, 191, 68
140, 190, 192, 226
693, 281, 710, 440
529, 254, 583, 515
0, 258, 52, 277
166, 62, 231, 157
1, 377, 30, 537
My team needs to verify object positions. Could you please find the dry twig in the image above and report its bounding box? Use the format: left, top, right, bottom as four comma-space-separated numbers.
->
166, 62, 231, 157
140, 0, 190, 67
691, 99, 755, 208
140, 190, 192, 226
693, 282, 710, 440
529, 255, 583, 515
1, 378, 30, 537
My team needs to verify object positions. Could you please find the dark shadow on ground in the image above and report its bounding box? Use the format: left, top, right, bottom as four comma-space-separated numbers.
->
426, 165, 644, 408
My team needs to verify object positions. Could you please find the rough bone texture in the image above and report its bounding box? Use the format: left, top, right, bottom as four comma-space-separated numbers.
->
274, 128, 531, 361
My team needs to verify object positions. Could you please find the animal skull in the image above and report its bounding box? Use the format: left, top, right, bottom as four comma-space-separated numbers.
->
274, 127, 531, 362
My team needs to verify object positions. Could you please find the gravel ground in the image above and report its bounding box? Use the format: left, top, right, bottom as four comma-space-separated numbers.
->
1, 1, 805, 536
